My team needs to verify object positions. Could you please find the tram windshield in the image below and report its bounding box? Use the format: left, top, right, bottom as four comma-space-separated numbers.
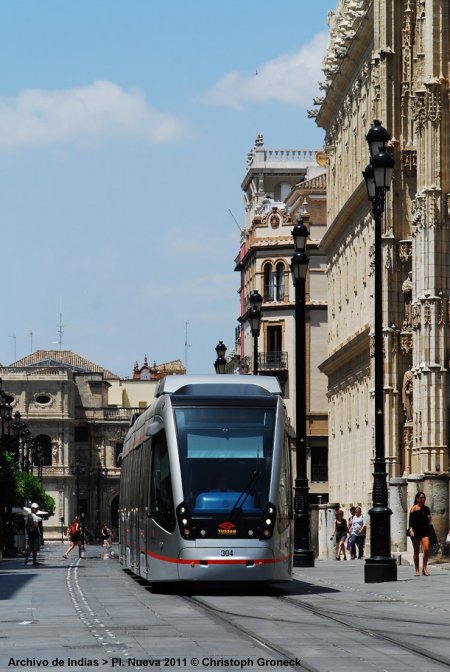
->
174, 405, 275, 514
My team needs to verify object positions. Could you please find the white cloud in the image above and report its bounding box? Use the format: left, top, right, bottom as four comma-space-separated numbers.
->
0, 80, 187, 148
202, 31, 327, 108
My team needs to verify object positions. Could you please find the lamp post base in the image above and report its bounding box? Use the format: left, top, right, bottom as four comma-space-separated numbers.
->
364, 557, 397, 583
293, 549, 315, 567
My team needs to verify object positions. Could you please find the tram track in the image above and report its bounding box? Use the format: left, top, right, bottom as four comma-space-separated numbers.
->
181, 594, 318, 672
177, 584, 450, 671
272, 590, 450, 669
182, 595, 320, 672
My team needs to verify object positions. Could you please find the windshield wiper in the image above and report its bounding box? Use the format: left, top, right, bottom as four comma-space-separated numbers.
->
229, 470, 261, 519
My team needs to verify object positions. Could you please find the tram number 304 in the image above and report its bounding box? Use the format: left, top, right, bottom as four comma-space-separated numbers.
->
221, 549, 234, 557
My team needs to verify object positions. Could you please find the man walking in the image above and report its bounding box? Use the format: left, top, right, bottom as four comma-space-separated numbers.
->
24, 503, 41, 566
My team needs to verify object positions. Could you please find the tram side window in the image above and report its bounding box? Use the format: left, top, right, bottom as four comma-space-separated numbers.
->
140, 440, 151, 512
150, 430, 176, 532
277, 434, 291, 533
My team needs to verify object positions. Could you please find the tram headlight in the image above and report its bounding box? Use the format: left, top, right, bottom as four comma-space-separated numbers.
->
259, 502, 276, 540
176, 501, 196, 540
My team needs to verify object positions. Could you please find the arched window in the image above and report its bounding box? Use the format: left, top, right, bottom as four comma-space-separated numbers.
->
264, 263, 274, 301
275, 262, 285, 301
33, 434, 52, 466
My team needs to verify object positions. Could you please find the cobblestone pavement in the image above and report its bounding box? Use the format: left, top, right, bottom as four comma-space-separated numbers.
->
1, 543, 450, 672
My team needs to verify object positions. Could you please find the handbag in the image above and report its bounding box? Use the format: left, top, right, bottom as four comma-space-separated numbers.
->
428, 524, 438, 546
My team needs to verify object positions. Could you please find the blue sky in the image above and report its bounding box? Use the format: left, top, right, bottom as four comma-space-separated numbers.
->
0, 0, 334, 376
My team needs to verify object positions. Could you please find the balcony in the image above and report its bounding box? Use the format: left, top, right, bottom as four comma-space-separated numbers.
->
258, 352, 288, 372
76, 407, 144, 422
104, 407, 143, 421
311, 465, 328, 483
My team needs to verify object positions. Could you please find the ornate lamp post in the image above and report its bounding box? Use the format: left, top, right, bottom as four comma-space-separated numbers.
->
12, 411, 22, 468
90, 460, 106, 539
34, 440, 44, 483
249, 290, 263, 375
290, 209, 314, 567
214, 341, 227, 374
22, 429, 33, 473
0, 398, 11, 454
71, 459, 86, 517
363, 119, 397, 583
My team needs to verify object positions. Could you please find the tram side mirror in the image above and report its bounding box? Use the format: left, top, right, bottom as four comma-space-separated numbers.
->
146, 419, 163, 437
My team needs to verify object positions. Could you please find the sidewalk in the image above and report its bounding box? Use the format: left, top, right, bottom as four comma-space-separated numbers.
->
1, 543, 450, 672
289, 556, 450, 670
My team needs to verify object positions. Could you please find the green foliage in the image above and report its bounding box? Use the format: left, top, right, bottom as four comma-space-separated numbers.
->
16, 471, 56, 517
0, 450, 56, 517
0, 449, 19, 507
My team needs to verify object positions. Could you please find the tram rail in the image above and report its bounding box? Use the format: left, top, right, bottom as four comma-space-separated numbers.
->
160, 580, 450, 671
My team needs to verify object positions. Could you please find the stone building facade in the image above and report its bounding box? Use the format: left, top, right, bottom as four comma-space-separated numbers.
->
235, 135, 329, 503
0, 351, 175, 540
314, 0, 449, 550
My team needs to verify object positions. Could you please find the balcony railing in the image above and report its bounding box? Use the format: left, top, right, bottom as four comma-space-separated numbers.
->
76, 407, 144, 421
103, 407, 143, 420
258, 352, 288, 371
311, 465, 328, 483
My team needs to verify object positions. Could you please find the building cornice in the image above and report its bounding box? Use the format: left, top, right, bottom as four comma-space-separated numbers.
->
319, 326, 370, 377
236, 239, 322, 270
320, 181, 368, 254
316, 1, 373, 130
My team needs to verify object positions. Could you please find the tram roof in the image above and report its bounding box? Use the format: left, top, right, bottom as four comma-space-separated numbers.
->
155, 374, 281, 397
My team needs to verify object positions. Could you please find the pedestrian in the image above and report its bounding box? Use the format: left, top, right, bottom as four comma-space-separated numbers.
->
408, 491, 431, 576
346, 506, 355, 555
331, 509, 348, 560
24, 503, 41, 566
63, 516, 82, 559
349, 505, 366, 559
100, 523, 112, 548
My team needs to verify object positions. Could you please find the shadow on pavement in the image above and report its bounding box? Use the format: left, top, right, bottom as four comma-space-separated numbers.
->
124, 572, 339, 597
0, 571, 35, 599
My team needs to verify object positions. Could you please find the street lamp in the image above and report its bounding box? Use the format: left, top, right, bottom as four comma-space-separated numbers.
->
363, 119, 397, 583
0, 394, 12, 455
91, 460, 106, 539
214, 341, 227, 374
249, 290, 263, 375
12, 411, 22, 466
22, 429, 33, 473
71, 459, 86, 517
34, 440, 44, 484
290, 208, 314, 567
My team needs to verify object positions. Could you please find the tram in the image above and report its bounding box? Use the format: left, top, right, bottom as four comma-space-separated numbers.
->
119, 375, 293, 582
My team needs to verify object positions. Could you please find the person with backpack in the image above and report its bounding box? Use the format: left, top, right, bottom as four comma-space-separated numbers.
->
63, 516, 82, 559
24, 503, 41, 566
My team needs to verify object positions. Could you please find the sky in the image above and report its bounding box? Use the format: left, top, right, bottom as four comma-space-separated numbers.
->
0, 0, 335, 377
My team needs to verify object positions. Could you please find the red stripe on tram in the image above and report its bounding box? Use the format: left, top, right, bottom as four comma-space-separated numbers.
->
144, 550, 292, 565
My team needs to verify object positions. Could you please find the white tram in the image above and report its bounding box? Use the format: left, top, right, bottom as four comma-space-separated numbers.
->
119, 375, 293, 582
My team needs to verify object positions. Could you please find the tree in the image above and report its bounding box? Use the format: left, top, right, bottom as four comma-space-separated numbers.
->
16, 471, 55, 517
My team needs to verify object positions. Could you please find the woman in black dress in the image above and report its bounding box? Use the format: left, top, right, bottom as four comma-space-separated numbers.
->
408, 491, 431, 576
332, 509, 348, 560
